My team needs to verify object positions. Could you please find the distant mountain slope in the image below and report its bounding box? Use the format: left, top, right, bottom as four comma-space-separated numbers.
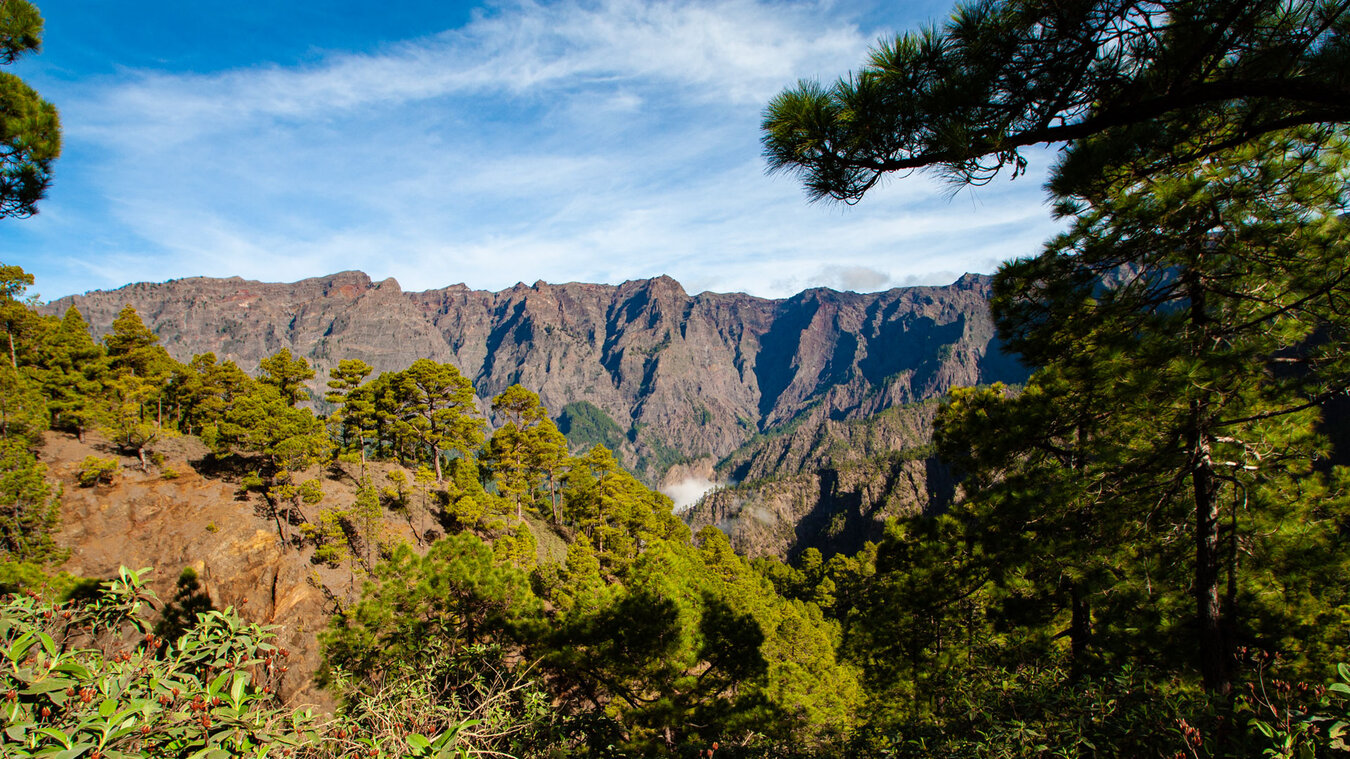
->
684, 399, 953, 560
45, 271, 1026, 480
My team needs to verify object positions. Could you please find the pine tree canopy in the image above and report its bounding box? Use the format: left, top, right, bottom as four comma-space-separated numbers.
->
761, 0, 1350, 201
0, 0, 59, 218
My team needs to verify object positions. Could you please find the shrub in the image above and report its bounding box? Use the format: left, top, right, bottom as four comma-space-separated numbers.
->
0, 566, 495, 758
75, 455, 118, 487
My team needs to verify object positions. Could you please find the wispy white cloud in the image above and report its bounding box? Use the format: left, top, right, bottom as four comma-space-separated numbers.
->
18, 0, 1064, 301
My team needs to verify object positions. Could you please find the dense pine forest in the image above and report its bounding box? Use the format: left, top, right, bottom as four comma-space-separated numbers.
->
5, 0, 1350, 756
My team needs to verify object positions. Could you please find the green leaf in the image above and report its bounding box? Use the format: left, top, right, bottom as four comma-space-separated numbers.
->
407, 733, 431, 750
229, 672, 248, 706
37, 632, 58, 659
22, 677, 73, 696
35, 726, 74, 748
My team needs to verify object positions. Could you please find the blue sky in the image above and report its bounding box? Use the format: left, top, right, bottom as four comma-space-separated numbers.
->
6, 0, 1063, 301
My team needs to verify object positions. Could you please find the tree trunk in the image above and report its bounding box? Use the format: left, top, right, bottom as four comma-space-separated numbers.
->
275, 502, 291, 546
1069, 582, 1091, 679
1185, 268, 1229, 694
6, 329, 14, 370
433, 445, 443, 482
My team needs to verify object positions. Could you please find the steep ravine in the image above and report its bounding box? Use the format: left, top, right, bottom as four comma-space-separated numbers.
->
683, 400, 956, 560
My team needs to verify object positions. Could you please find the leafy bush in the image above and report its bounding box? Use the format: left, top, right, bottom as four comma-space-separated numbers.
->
75, 456, 118, 487
0, 566, 489, 758
0, 566, 312, 757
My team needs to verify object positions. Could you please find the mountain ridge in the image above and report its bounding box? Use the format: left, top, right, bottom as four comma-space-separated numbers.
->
44, 270, 1026, 480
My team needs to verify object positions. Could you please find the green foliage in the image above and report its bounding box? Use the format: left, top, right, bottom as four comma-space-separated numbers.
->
390, 359, 482, 481
326, 358, 375, 467
324, 643, 555, 759
0, 362, 46, 445
556, 401, 625, 452
762, 0, 1350, 201
484, 385, 568, 521
0, 439, 62, 564
218, 382, 332, 546
534, 526, 861, 754
0, 566, 505, 758
259, 347, 315, 407
75, 455, 118, 487
103, 306, 173, 380
30, 307, 105, 439
170, 351, 253, 437
0, 2, 60, 218
0, 567, 314, 758
322, 533, 541, 682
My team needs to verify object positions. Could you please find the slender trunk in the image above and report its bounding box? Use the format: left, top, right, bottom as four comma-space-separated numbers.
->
433, 445, 442, 482
1186, 267, 1229, 694
1193, 448, 1227, 692
275, 502, 290, 546
549, 471, 559, 522
1069, 582, 1091, 679
7, 329, 14, 370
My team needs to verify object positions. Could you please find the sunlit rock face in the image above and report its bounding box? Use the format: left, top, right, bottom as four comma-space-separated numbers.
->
46, 271, 1025, 481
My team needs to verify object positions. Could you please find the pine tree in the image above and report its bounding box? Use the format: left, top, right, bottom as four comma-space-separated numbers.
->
761, 0, 1350, 201
938, 129, 1350, 694
0, 1, 61, 218
0, 438, 62, 563
325, 358, 374, 470
33, 307, 106, 440
0, 264, 37, 369
258, 348, 314, 407
391, 359, 481, 481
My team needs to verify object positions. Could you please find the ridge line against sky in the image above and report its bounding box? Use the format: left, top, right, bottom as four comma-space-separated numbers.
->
5, 0, 1064, 302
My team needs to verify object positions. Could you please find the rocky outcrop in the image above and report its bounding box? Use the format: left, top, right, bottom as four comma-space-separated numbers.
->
684, 399, 954, 560
686, 451, 954, 561
40, 433, 336, 709
716, 400, 941, 484
45, 271, 1025, 480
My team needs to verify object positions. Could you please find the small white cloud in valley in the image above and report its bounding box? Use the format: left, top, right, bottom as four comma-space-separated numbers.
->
662, 476, 721, 513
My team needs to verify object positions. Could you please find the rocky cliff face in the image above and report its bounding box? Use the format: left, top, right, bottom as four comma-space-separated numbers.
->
39, 433, 335, 709
686, 451, 954, 561
46, 271, 1025, 480
684, 399, 953, 560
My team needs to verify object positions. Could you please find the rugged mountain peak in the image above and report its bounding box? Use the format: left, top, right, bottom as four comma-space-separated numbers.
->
44, 271, 1024, 480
